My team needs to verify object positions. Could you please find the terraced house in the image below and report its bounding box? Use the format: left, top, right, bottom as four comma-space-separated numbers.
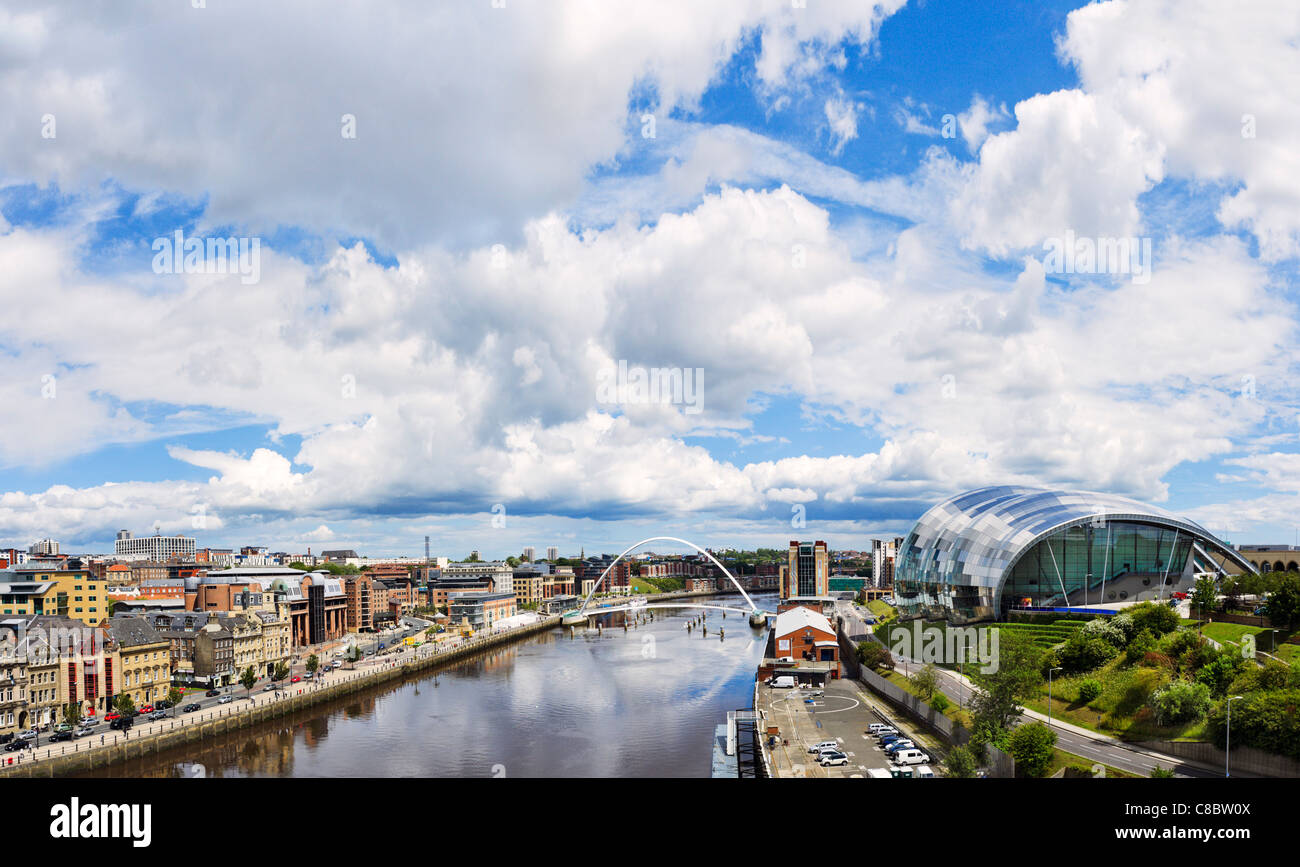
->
110, 616, 171, 707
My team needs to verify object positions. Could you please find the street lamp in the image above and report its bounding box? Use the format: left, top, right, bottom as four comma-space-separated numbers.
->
1225, 695, 1244, 777
1047, 667, 1063, 729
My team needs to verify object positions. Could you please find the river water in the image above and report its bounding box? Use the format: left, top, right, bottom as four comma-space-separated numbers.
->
80, 593, 775, 778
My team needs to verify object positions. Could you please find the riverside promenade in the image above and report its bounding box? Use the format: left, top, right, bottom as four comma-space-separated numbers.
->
0, 614, 561, 778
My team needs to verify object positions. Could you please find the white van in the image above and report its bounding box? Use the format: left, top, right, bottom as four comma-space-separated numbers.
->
770, 675, 797, 689
866, 768, 893, 780
914, 765, 935, 778
892, 748, 931, 766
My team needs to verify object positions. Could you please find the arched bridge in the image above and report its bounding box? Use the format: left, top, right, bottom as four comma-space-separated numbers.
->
563, 536, 773, 627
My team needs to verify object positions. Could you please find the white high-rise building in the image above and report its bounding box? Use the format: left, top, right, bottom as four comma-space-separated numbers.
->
114, 531, 196, 561
546, 546, 559, 561
521, 547, 535, 562
28, 538, 59, 555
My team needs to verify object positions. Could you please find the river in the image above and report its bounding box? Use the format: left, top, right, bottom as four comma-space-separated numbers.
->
79, 592, 775, 778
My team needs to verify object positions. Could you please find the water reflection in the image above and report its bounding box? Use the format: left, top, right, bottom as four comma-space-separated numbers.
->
79, 593, 774, 778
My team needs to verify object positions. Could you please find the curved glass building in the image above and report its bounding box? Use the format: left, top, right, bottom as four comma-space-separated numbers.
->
893, 486, 1256, 623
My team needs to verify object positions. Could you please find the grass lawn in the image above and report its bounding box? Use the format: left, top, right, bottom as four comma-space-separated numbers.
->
1275, 643, 1300, 664
1200, 622, 1266, 647
867, 599, 895, 620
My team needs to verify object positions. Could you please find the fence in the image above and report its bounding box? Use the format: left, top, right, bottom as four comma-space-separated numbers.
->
1133, 740, 1300, 777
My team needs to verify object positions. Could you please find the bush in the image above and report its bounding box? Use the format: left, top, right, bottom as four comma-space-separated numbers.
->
1058, 631, 1120, 673
1206, 690, 1300, 759
1077, 678, 1103, 703
930, 692, 951, 713
944, 745, 978, 778
1007, 722, 1057, 778
1081, 617, 1126, 648
1125, 628, 1156, 663
1147, 680, 1212, 725
1129, 601, 1181, 636
1109, 612, 1137, 644
1195, 650, 1245, 698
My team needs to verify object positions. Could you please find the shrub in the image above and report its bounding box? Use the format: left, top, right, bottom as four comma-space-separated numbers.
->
1081, 617, 1125, 648
944, 745, 978, 778
1058, 631, 1119, 674
1195, 650, 1245, 698
1129, 601, 1181, 636
1109, 612, 1137, 644
1125, 628, 1156, 663
1007, 722, 1057, 778
1077, 678, 1103, 703
930, 692, 951, 713
1147, 680, 1212, 725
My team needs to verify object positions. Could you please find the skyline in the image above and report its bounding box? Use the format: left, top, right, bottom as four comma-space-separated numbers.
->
2, 0, 1299, 556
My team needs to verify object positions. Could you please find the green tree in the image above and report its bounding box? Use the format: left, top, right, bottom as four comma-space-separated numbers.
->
909, 664, 940, 701
943, 745, 978, 778
1190, 575, 1219, 621
930, 692, 951, 713
113, 693, 135, 715
1266, 572, 1300, 628
856, 641, 894, 671
287, 562, 310, 571
167, 686, 184, 714
506, 555, 521, 567
273, 662, 290, 681
62, 702, 81, 727
240, 666, 257, 699
1125, 628, 1156, 664
1007, 722, 1057, 778
306, 654, 320, 676
1058, 630, 1119, 674
969, 629, 1043, 745
1150, 765, 1175, 778
1195, 649, 1245, 698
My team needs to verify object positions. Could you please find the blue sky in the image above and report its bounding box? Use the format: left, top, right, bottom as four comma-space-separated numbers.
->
0, 0, 1296, 558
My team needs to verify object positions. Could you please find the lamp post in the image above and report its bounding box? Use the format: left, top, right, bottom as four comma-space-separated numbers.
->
1225, 695, 1244, 777
1047, 667, 1063, 729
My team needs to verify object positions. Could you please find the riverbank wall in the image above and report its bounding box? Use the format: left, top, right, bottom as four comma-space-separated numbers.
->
0, 615, 562, 779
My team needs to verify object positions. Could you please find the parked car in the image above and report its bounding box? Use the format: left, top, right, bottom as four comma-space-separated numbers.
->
914, 765, 936, 778
181, 703, 201, 713
819, 751, 850, 767
155, 700, 172, 710
885, 740, 916, 754
290, 675, 301, 683
109, 716, 134, 731
147, 710, 167, 721
104, 711, 121, 722
302, 671, 314, 680
5, 738, 32, 751
205, 688, 221, 697
75, 725, 96, 738
876, 730, 902, 742
138, 704, 155, 714
867, 722, 894, 733
16, 728, 39, 741
378, 643, 386, 650
263, 683, 277, 691
54, 722, 74, 733
892, 748, 931, 766
0, 732, 13, 744
217, 695, 234, 704
808, 740, 839, 754
50, 730, 75, 742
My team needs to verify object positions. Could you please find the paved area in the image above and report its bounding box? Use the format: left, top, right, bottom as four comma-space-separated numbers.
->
757, 676, 936, 778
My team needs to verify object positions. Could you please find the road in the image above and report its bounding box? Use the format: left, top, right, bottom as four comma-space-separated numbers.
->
5, 615, 452, 768
832, 599, 1230, 779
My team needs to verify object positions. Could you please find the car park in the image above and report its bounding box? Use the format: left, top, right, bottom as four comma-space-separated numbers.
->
819, 751, 850, 767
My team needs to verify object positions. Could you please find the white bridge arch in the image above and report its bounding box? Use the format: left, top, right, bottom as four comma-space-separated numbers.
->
575, 536, 763, 616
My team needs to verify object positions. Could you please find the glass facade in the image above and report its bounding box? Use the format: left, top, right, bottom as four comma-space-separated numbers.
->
894, 486, 1253, 623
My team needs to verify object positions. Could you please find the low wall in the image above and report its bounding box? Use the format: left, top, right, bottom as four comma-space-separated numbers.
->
0, 616, 561, 779
1133, 739, 1300, 778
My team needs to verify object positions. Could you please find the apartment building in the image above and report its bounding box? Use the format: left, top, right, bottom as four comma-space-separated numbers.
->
110, 616, 172, 706
0, 565, 109, 626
